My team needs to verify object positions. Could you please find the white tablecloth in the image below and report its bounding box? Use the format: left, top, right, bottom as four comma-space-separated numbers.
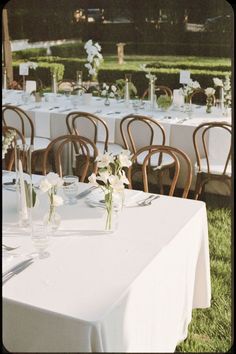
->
2, 180, 211, 352
2, 90, 231, 194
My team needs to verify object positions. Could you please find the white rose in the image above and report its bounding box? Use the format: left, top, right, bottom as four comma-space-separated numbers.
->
88, 173, 98, 186
52, 194, 63, 207
109, 92, 115, 98
46, 172, 63, 187
111, 85, 117, 92
213, 77, 223, 87
205, 87, 215, 96
101, 90, 107, 96
39, 178, 52, 193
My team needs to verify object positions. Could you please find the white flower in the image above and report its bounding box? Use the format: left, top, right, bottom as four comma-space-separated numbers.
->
101, 89, 107, 96
140, 64, 147, 71
85, 63, 92, 70
205, 87, 215, 96
108, 175, 125, 193
97, 171, 111, 184
94, 42, 101, 51
84, 39, 93, 50
118, 150, 132, 168
111, 85, 117, 92
46, 172, 63, 187
88, 173, 98, 186
213, 77, 223, 87
26, 61, 38, 70
189, 80, 200, 90
96, 152, 114, 168
52, 194, 63, 207
119, 170, 129, 185
39, 178, 52, 193
109, 92, 115, 98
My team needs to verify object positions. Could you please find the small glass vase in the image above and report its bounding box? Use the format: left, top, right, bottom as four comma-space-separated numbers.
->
104, 96, 110, 106
206, 104, 212, 114
104, 190, 123, 232
43, 206, 61, 233
184, 102, 193, 119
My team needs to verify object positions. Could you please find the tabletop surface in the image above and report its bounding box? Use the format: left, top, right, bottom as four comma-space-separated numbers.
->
3, 176, 206, 322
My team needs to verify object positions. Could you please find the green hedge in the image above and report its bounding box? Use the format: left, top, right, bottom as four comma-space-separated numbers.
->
98, 68, 231, 97
12, 61, 65, 87
50, 42, 85, 58
29, 56, 88, 81
12, 48, 48, 60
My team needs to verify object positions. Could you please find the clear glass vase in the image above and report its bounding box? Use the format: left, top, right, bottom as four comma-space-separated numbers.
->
43, 206, 61, 233
104, 96, 110, 106
104, 190, 123, 232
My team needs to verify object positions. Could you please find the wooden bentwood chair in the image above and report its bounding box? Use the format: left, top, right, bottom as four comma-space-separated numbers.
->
2, 126, 25, 171
42, 134, 98, 181
120, 114, 175, 194
189, 88, 216, 106
2, 105, 51, 173
127, 145, 192, 198
141, 85, 172, 100
193, 122, 232, 200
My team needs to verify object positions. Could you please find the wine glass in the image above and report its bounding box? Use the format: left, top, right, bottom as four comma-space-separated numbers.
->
31, 223, 50, 259
63, 175, 79, 205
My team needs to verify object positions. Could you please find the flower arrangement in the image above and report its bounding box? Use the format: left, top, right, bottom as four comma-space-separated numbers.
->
204, 87, 215, 113
39, 172, 64, 230
157, 95, 173, 111
25, 61, 38, 70
88, 150, 132, 230
179, 79, 201, 103
84, 39, 103, 81
2, 129, 16, 159
101, 83, 117, 99
213, 76, 231, 108
115, 79, 137, 99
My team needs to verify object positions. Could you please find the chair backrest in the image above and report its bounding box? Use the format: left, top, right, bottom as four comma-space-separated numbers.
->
189, 88, 216, 105
2, 125, 25, 171
120, 114, 166, 153
42, 134, 98, 181
58, 80, 76, 92
2, 105, 34, 145
142, 85, 172, 100
127, 145, 192, 198
66, 111, 109, 153
193, 122, 232, 175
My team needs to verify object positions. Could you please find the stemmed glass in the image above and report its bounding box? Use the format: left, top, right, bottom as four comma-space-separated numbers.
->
63, 175, 79, 205
132, 98, 140, 113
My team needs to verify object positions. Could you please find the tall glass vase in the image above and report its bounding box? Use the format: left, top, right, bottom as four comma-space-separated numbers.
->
15, 144, 33, 228
104, 189, 123, 232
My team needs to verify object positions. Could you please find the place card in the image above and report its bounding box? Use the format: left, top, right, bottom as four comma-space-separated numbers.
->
173, 89, 184, 105
19, 63, 29, 76
25, 80, 37, 94
179, 70, 190, 84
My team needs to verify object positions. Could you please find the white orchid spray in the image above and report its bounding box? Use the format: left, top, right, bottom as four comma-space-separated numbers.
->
140, 64, 157, 82
39, 172, 64, 223
213, 76, 231, 107
100, 83, 117, 99
84, 39, 103, 80
88, 150, 132, 230
25, 61, 38, 70
2, 129, 16, 159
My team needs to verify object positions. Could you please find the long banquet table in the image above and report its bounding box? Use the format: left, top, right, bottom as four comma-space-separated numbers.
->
2, 89, 231, 195
2, 172, 211, 352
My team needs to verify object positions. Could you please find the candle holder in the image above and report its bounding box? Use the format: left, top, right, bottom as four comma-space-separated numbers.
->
124, 74, 132, 107
52, 73, 57, 94
15, 144, 33, 228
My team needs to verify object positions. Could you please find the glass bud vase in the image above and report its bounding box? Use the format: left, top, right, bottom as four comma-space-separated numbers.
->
104, 96, 110, 106
43, 206, 61, 233
104, 190, 123, 232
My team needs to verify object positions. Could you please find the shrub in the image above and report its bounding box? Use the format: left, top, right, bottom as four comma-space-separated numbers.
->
12, 61, 65, 87
12, 48, 48, 60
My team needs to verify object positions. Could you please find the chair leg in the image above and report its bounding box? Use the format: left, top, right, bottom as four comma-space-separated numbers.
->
158, 171, 164, 195
194, 174, 204, 200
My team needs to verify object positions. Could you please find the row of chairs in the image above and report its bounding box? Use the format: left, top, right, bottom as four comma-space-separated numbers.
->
2, 105, 232, 200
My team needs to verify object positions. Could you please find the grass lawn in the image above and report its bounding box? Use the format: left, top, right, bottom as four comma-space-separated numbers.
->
176, 194, 232, 352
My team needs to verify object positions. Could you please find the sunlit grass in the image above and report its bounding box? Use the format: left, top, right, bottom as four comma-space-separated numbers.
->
176, 196, 232, 352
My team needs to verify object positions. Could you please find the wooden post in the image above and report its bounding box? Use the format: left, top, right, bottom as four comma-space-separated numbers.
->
116, 43, 126, 65
2, 8, 13, 84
